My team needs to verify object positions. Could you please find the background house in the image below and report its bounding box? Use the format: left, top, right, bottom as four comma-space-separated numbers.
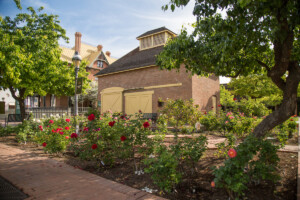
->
95, 27, 220, 115
33, 32, 117, 109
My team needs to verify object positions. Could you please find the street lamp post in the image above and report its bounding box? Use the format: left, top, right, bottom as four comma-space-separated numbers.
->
72, 51, 82, 133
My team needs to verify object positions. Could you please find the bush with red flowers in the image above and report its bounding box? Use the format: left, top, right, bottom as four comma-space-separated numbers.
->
70, 109, 155, 168
212, 136, 280, 199
66, 118, 70, 122
108, 121, 116, 127
88, 113, 95, 121
143, 121, 150, 128
70, 133, 78, 139
91, 144, 97, 149
120, 136, 126, 141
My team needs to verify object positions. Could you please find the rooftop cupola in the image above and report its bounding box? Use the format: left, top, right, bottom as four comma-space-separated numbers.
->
136, 27, 177, 51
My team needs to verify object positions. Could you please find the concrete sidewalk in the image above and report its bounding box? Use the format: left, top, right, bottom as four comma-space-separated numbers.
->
0, 143, 165, 200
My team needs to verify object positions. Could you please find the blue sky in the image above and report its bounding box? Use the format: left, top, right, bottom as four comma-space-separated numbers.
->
0, 0, 230, 83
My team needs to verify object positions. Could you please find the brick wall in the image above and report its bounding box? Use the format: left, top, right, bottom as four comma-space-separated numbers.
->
98, 65, 194, 113
192, 75, 220, 112
87, 68, 101, 81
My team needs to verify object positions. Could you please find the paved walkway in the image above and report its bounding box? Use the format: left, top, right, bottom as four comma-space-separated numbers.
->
0, 143, 165, 200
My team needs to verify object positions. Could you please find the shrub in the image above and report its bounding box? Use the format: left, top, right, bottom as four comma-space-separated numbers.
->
158, 98, 202, 133
143, 135, 207, 193
71, 111, 155, 168
212, 136, 280, 199
32, 116, 74, 153
143, 145, 181, 193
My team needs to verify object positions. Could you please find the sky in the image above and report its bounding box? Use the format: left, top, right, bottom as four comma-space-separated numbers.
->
0, 0, 230, 83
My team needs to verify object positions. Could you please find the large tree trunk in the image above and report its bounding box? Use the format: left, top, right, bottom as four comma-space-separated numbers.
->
18, 98, 26, 122
9, 87, 27, 122
253, 61, 300, 138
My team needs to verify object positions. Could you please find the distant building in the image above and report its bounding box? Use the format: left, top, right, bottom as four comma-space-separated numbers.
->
30, 32, 117, 108
0, 89, 17, 114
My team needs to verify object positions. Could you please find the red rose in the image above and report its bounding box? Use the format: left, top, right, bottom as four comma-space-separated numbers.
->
218, 105, 221, 107
65, 136, 69, 139
211, 181, 215, 188
233, 98, 237, 101
49, 120, 54, 124
108, 121, 116, 127
59, 131, 64, 135
91, 144, 97, 150
228, 148, 237, 158
143, 121, 150, 128
39, 125, 43, 129
65, 126, 70, 130
120, 136, 126, 141
66, 118, 70, 122
42, 142, 47, 147
70, 133, 78, 139
52, 129, 56, 133
88, 114, 95, 121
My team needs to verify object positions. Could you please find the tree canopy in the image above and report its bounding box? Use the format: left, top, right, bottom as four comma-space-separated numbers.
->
157, 0, 300, 138
0, 6, 89, 119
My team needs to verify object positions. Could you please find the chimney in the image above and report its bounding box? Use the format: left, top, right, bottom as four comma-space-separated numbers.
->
105, 51, 111, 57
97, 45, 103, 52
75, 32, 82, 54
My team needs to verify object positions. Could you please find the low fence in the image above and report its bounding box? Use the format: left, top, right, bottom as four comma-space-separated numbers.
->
26, 107, 91, 119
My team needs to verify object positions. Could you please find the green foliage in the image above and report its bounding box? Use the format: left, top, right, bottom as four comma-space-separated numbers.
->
71, 111, 155, 168
158, 99, 202, 132
30, 116, 74, 153
143, 135, 207, 193
228, 73, 283, 107
213, 136, 280, 199
220, 87, 271, 117
220, 85, 235, 108
143, 145, 181, 193
237, 98, 270, 117
159, 0, 300, 141
273, 116, 298, 147
0, 6, 89, 119
199, 111, 219, 131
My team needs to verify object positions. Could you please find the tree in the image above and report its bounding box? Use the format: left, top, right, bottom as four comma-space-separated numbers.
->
228, 73, 283, 107
0, 6, 89, 120
157, 0, 300, 138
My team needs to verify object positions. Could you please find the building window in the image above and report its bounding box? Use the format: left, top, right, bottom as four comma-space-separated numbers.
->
97, 60, 103, 68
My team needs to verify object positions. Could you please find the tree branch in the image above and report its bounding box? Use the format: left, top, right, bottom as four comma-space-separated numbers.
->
256, 59, 270, 71
227, 68, 242, 78
9, 86, 20, 101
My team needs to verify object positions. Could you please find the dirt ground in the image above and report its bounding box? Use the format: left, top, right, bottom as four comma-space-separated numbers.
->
0, 135, 297, 200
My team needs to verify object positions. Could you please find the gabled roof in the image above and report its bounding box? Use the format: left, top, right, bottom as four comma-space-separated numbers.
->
60, 43, 116, 65
95, 45, 164, 76
136, 26, 177, 39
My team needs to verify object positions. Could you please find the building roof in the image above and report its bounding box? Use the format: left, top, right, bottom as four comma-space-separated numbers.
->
95, 45, 164, 76
136, 26, 177, 39
60, 43, 117, 65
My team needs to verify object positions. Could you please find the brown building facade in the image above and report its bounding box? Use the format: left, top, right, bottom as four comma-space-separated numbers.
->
95, 27, 220, 115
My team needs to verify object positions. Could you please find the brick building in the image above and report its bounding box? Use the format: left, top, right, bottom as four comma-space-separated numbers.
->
95, 27, 220, 115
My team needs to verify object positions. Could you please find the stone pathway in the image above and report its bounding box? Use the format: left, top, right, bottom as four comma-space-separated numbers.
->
0, 143, 165, 200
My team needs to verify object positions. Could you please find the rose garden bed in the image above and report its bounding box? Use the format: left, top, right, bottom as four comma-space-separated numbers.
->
0, 134, 297, 200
